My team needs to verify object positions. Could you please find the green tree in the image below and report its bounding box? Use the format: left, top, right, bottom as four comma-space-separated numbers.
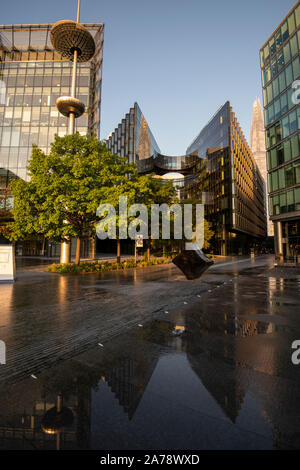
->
7, 133, 177, 265
133, 175, 176, 260
7, 133, 139, 265
179, 198, 214, 252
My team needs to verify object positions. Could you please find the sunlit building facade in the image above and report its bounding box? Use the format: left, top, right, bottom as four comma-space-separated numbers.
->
260, 2, 300, 260
250, 97, 274, 237
186, 102, 267, 255
105, 102, 160, 163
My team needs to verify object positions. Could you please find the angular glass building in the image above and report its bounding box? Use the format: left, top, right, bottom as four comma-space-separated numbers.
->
260, 2, 300, 260
105, 102, 160, 163
108, 101, 267, 255
0, 23, 104, 181
186, 102, 266, 255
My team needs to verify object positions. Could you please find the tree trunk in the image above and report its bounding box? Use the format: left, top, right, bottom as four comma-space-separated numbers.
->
117, 239, 121, 264
147, 240, 150, 262
75, 237, 81, 265
41, 237, 46, 257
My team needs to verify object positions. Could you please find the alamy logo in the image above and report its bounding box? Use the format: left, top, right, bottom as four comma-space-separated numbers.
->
291, 340, 300, 365
291, 80, 300, 105
96, 196, 205, 249
0, 340, 6, 365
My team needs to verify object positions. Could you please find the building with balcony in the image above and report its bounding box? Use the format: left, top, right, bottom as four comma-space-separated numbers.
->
260, 1, 300, 260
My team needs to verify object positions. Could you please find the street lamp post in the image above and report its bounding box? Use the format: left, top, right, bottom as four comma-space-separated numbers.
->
50, 0, 95, 264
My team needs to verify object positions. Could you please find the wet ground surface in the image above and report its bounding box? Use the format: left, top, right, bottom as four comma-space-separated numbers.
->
0, 255, 300, 450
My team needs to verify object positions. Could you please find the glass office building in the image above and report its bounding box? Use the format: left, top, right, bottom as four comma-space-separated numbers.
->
105, 102, 160, 163
0, 23, 103, 256
108, 101, 266, 255
186, 102, 266, 255
0, 23, 104, 181
260, 2, 300, 260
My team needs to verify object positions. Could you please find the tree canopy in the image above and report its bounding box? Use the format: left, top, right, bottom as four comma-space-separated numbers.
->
6, 133, 176, 264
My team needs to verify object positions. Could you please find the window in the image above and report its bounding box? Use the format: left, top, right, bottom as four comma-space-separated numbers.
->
292, 56, 300, 81
285, 64, 293, 86
282, 21, 289, 42
272, 77, 279, 97
291, 135, 299, 159
288, 13, 296, 35
283, 42, 291, 64
280, 192, 287, 213
277, 145, 284, 165
271, 170, 278, 191
295, 160, 300, 184
282, 116, 289, 139
1, 129, 11, 146
11, 128, 20, 147
22, 109, 31, 123
278, 167, 285, 189
278, 70, 286, 93
284, 139, 292, 162
280, 93, 288, 115
285, 164, 295, 187
287, 189, 294, 211
290, 34, 298, 57
289, 110, 297, 134
295, 186, 300, 210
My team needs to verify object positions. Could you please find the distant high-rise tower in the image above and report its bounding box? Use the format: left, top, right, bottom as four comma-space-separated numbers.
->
250, 97, 273, 237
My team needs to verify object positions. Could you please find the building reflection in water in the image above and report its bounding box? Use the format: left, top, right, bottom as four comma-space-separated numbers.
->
0, 273, 299, 449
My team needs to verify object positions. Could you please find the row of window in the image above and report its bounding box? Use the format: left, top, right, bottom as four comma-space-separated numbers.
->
266, 106, 300, 146
0, 89, 90, 108
0, 48, 103, 64
1, 114, 88, 130
263, 55, 299, 109
268, 159, 300, 193
267, 133, 300, 170
260, 5, 299, 65
265, 107, 299, 145
0, 125, 88, 148
0, 61, 90, 72
0, 105, 88, 124
269, 186, 300, 216
262, 32, 299, 86
265, 87, 296, 128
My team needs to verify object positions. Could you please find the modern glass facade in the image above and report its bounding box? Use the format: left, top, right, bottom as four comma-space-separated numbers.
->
260, 1, 300, 259
0, 23, 103, 257
107, 101, 266, 255
185, 102, 266, 255
0, 23, 104, 181
105, 102, 160, 163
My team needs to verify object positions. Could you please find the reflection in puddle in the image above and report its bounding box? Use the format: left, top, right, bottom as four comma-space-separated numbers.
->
0, 263, 300, 450
0, 308, 299, 450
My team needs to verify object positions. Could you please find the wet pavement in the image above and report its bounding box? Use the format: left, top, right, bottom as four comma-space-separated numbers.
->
0, 255, 300, 450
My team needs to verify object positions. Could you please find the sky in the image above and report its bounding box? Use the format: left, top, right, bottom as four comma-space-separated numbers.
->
1, 0, 297, 154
